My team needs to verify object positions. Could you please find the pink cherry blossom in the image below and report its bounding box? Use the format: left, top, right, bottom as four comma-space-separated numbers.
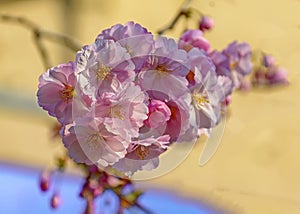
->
190, 67, 223, 129
113, 135, 170, 175
208, 50, 231, 77
37, 62, 76, 124
61, 124, 92, 165
93, 82, 148, 141
138, 36, 190, 99
178, 30, 210, 53
69, 116, 129, 168
75, 39, 135, 100
163, 98, 193, 142
265, 66, 289, 85
144, 99, 171, 129
223, 41, 253, 76
187, 48, 216, 86
97, 22, 154, 72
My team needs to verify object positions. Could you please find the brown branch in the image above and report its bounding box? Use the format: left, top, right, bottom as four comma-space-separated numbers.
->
157, 0, 193, 35
119, 195, 154, 214
0, 13, 81, 69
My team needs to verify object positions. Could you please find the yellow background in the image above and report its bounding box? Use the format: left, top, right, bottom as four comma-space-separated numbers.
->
1, 0, 300, 213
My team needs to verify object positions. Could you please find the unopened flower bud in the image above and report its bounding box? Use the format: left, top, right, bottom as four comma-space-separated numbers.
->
144, 100, 171, 129
266, 66, 289, 85
107, 175, 125, 187
178, 30, 210, 52
50, 193, 61, 209
225, 95, 232, 106
199, 16, 214, 32
263, 55, 275, 68
39, 171, 51, 192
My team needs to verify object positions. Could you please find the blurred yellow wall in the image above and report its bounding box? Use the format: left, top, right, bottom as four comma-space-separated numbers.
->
1, 0, 300, 213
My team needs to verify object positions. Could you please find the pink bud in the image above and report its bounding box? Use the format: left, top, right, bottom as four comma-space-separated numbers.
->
178, 30, 210, 52
263, 55, 275, 68
50, 193, 61, 209
39, 171, 51, 192
225, 95, 231, 106
107, 175, 125, 187
144, 100, 171, 128
199, 16, 214, 32
266, 67, 289, 85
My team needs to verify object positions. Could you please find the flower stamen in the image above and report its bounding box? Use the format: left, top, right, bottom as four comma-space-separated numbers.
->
156, 64, 170, 73
110, 105, 124, 120
136, 146, 150, 160
193, 93, 209, 109
86, 133, 104, 151
96, 63, 112, 80
59, 85, 74, 103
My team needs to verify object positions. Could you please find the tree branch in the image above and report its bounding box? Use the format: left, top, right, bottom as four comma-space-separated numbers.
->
157, 0, 193, 35
0, 13, 82, 69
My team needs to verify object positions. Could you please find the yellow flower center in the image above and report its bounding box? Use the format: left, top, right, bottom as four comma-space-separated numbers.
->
110, 105, 124, 120
59, 85, 74, 103
86, 133, 104, 151
193, 92, 209, 109
230, 61, 238, 70
156, 64, 170, 73
136, 145, 150, 160
96, 63, 112, 80
125, 45, 133, 55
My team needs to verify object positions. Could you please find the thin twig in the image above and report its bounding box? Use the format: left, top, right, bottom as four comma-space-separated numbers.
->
0, 13, 81, 69
33, 31, 51, 69
157, 0, 193, 35
119, 195, 154, 214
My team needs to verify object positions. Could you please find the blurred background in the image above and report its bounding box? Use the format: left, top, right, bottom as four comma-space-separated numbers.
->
1, 0, 300, 213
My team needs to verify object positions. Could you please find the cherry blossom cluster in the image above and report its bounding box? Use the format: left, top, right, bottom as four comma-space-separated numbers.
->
252, 54, 289, 86
37, 21, 254, 176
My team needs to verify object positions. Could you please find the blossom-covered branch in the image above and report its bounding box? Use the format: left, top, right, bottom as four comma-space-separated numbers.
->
0, 13, 81, 68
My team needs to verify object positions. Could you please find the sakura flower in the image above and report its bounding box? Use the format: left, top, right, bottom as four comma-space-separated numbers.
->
217, 75, 234, 99
93, 82, 148, 141
113, 135, 170, 176
265, 66, 289, 85
61, 124, 92, 165
187, 48, 216, 86
210, 42, 252, 89
208, 50, 231, 77
190, 67, 223, 129
199, 16, 214, 32
144, 99, 171, 129
178, 30, 210, 53
138, 92, 195, 143
223, 41, 252, 76
98, 21, 150, 42
187, 48, 224, 128
75, 39, 135, 100
37, 62, 76, 124
138, 36, 190, 99
164, 98, 195, 142
62, 117, 129, 168
97, 22, 154, 71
